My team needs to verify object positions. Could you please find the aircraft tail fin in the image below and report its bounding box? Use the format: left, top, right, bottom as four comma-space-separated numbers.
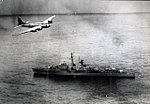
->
18, 17, 26, 25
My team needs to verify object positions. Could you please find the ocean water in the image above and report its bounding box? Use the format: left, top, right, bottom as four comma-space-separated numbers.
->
0, 14, 150, 104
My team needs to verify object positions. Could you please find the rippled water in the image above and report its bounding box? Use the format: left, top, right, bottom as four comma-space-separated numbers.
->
0, 14, 150, 104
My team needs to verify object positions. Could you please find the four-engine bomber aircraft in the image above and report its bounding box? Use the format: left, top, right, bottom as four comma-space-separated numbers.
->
13, 15, 55, 36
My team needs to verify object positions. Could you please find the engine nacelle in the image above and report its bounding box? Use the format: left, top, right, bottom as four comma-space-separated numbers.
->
31, 30, 37, 32
37, 27, 42, 30
46, 24, 51, 27
48, 21, 52, 23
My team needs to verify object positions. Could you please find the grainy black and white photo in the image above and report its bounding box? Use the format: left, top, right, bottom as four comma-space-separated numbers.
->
0, 0, 150, 104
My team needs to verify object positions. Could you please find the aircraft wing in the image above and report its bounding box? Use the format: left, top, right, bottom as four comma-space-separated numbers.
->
42, 15, 55, 24
12, 26, 42, 36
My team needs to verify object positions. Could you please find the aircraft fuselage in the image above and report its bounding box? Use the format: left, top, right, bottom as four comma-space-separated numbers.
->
22, 23, 39, 28
22, 23, 51, 28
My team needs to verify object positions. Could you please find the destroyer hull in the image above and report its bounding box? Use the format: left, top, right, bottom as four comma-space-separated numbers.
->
32, 68, 135, 78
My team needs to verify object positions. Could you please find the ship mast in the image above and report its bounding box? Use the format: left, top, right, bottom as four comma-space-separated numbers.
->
71, 53, 74, 67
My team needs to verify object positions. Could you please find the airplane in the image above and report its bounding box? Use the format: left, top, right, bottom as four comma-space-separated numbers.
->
15, 15, 55, 28
13, 15, 55, 36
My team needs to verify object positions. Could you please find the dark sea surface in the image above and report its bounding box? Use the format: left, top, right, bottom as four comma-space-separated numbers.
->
0, 14, 150, 104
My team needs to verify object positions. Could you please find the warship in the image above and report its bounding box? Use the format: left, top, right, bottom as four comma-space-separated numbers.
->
32, 53, 136, 78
